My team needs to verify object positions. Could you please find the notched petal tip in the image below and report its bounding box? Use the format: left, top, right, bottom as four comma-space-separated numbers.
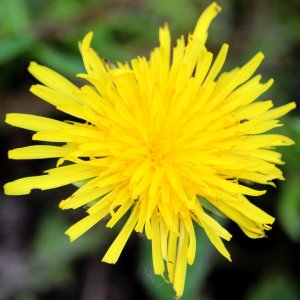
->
59, 200, 67, 210
193, 2, 222, 44
267, 78, 274, 86
28, 61, 44, 78
64, 230, 75, 242
211, 2, 222, 12
79, 31, 94, 50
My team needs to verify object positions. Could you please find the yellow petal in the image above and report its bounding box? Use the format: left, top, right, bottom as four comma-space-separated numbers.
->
260, 102, 296, 121
183, 216, 196, 265
235, 100, 273, 120
235, 52, 264, 86
203, 43, 229, 86
6, 113, 68, 132
28, 62, 78, 93
193, 2, 221, 44
30, 83, 82, 107
160, 219, 169, 260
65, 208, 109, 241
106, 198, 134, 228
167, 226, 178, 283
79, 32, 108, 78
151, 212, 165, 275
4, 165, 98, 195
8, 145, 71, 159
102, 205, 139, 264
173, 220, 189, 297
60, 185, 113, 210
203, 224, 231, 261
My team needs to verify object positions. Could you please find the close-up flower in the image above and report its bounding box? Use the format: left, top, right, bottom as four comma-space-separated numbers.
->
3, 2, 296, 298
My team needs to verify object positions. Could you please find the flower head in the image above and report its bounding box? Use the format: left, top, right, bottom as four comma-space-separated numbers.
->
4, 2, 295, 297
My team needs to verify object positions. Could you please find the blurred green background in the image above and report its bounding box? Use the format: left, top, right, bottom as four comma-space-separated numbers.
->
0, 0, 299, 299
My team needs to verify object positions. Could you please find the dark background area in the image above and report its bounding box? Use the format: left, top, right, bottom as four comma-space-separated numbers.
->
0, 0, 299, 299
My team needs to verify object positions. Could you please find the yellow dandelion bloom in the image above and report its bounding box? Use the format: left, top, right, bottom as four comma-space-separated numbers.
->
4, 2, 295, 297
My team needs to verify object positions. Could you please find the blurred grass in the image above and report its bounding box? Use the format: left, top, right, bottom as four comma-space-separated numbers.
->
0, 0, 299, 300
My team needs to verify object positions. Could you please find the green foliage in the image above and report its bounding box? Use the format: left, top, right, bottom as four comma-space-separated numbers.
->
28, 210, 106, 292
1, 0, 31, 35
0, 36, 35, 64
245, 275, 299, 300
276, 118, 300, 242
277, 172, 300, 242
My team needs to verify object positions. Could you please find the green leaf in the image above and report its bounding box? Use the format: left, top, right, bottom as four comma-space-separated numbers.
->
245, 274, 299, 300
147, 0, 198, 32
275, 117, 300, 242
0, 36, 35, 65
16, 293, 37, 300
1, 0, 31, 35
277, 171, 300, 242
273, 117, 300, 168
49, 0, 82, 20
29, 209, 107, 290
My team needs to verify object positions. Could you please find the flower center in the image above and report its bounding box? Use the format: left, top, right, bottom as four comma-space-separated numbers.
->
148, 138, 172, 164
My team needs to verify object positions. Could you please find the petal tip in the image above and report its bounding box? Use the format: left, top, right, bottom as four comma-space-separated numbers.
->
211, 2, 222, 13
28, 61, 40, 74
80, 31, 94, 50
59, 201, 67, 210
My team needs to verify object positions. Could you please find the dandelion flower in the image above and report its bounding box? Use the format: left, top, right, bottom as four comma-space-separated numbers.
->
4, 2, 296, 297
